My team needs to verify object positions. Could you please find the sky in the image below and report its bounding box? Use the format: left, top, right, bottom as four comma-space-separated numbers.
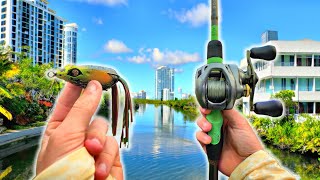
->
49, 0, 320, 99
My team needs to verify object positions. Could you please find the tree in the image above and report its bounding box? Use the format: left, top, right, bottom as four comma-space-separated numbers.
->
271, 90, 297, 117
0, 43, 62, 127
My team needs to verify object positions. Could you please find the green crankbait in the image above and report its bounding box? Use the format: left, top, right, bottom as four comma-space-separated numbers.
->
48, 65, 133, 147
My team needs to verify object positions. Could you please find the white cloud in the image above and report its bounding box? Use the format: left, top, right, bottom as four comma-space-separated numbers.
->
104, 39, 133, 54
128, 55, 150, 64
69, 0, 127, 6
174, 68, 184, 73
93, 17, 104, 25
167, 3, 209, 27
81, 27, 87, 32
127, 48, 201, 66
152, 48, 201, 65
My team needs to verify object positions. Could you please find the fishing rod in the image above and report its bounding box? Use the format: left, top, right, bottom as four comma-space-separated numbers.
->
195, 0, 284, 179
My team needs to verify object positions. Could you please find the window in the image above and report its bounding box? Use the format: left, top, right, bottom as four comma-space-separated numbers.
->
1, 7, 6, 13
316, 79, 320, 91
299, 102, 314, 114
1, 27, 5, 32
1, 1, 6, 6
297, 55, 312, 66
290, 55, 294, 66
299, 78, 313, 91
1, 21, 5, 25
1, 14, 6, 19
266, 79, 272, 93
275, 55, 294, 66
315, 55, 320, 66
0, 33, 5, 39
281, 78, 286, 90
290, 79, 296, 90
316, 103, 320, 114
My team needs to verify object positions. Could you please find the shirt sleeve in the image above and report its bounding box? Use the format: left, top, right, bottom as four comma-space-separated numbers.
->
229, 150, 297, 180
34, 147, 115, 180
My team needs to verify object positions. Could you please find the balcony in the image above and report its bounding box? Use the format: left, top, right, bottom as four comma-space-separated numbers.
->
256, 64, 320, 79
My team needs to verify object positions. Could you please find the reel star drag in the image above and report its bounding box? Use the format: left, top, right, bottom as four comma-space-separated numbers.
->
48, 65, 133, 148
194, 1, 284, 179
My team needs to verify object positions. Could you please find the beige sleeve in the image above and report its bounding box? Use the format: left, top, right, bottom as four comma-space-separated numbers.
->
229, 150, 297, 180
34, 147, 114, 180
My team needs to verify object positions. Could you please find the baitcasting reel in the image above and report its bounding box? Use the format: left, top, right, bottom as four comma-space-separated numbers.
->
195, 45, 283, 117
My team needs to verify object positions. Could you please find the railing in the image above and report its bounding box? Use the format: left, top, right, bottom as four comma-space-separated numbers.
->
274, 62, 294, 66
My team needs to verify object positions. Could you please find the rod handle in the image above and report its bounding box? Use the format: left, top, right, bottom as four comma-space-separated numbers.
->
206, 110, 223, 161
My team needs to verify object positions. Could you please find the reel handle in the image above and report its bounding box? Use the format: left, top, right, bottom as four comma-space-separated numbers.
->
253, 100, 283, 117
250, 45, 277, 60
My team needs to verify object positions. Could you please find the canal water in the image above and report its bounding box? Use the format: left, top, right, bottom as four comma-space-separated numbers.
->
0, 105, 319, 180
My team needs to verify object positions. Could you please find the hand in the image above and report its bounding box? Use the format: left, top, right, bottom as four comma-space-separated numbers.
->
196, 108, 263, 176
36, 81, 123, 180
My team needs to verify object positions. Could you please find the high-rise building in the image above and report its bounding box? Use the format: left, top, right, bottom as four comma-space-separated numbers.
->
137, 90, 147, 99
162, 88, 170, 101
63, 23, 77, 66
241, 39, 320, 115
261, 30, 278, 43
0, 0, 76, 67
155, 66, 174, 100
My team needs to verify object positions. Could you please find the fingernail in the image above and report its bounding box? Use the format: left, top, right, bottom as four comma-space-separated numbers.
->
91, 138, 101, 146
205, 135, 211, 143
98, 163, 107, 173
87, 81, 97, 92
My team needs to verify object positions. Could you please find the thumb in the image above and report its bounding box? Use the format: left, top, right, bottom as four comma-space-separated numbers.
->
60, 80, 103, 131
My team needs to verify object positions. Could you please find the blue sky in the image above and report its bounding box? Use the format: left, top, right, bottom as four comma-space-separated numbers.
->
50, 0, 320, 98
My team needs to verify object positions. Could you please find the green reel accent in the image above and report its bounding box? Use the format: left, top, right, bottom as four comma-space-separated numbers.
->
207, 57, 223, 64
211, 25, 219, 41
206, 110, 223, 145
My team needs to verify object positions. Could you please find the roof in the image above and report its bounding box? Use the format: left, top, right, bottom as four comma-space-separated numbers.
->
65, 23, 78, 28
266, 39, 320, 53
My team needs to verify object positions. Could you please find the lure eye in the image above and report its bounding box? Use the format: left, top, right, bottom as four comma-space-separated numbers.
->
68, 68, 82, 77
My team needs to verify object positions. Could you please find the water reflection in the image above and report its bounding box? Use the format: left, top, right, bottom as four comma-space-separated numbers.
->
137, 104, 146, 115
122, 105, 207, 180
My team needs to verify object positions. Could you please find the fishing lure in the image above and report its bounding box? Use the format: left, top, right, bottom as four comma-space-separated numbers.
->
48, 65, 133, 147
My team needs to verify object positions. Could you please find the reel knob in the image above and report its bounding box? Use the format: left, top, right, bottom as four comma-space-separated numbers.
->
250, 45, 277, 60
253, 100, 284, 117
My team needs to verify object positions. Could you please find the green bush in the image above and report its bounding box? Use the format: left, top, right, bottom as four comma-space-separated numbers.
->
251, 114, 320, 155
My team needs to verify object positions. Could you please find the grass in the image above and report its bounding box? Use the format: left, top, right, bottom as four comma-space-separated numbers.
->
10, 121, 46, 130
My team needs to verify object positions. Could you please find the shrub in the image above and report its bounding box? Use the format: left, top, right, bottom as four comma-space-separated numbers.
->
251, 114, 320, 155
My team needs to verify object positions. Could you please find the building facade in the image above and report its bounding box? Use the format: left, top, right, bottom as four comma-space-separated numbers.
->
0, 0, 76, 67
242, 39, 320, 115
63, 23, 77, 66
155, 66, 174, 100
137, 90, 146, 99
261, 30, 278, 44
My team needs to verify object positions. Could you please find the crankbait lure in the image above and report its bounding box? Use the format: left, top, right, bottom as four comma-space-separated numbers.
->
48, 65, 133, 147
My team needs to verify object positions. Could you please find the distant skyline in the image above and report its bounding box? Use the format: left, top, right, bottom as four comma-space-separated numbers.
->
48, 0, 320, 98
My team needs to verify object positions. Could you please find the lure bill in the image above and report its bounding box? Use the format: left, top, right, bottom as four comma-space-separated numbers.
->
48, 65, 133, 148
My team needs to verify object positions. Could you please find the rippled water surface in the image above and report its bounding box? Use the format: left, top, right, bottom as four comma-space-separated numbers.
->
121, 105, 207, 180
0, 105, 319, 180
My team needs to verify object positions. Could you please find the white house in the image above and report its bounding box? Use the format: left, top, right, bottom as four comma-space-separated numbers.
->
241, 39, 320, 115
